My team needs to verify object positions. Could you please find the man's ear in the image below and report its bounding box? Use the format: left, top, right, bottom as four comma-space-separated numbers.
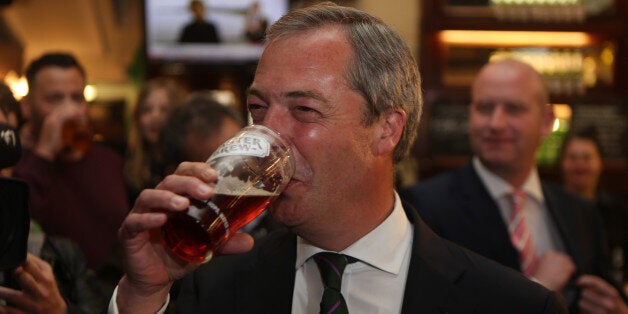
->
20, 95, 32, 120
374, 108, 406, 156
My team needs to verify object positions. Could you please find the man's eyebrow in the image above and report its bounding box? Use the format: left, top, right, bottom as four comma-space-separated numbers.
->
247, 87, 328, 104
284, 90, 326, 103
246, 87, 261, 97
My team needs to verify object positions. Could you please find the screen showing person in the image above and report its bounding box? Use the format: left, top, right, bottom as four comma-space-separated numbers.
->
145, 0, 288, 63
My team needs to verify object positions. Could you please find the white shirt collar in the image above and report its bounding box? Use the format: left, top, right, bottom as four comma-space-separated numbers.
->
295, 192, 409, 275
472, 156, 544, 203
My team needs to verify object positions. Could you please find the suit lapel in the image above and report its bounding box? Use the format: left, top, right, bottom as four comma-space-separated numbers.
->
402, 204, 471, 313
454, 163, 520, 270
541, 184, 581, 268
235, 231, 297, 313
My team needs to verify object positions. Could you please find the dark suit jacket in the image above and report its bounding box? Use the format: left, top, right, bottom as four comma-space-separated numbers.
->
170, 201, 567, 313
400, 162, 616, 310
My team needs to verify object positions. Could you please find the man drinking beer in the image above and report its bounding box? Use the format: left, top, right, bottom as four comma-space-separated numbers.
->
111, 3, 567, 313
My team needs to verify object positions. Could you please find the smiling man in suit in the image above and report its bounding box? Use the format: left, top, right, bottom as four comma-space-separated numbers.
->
110, 4, 567, 313
401, 59, 627, 313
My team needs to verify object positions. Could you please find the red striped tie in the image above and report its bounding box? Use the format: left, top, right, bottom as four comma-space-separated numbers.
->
508, 190, 539, 277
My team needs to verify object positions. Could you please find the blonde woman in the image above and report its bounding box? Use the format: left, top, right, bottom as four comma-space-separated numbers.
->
124, 78, 184, 202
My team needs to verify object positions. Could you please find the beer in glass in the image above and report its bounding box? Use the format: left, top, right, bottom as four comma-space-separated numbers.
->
161, 125, 294, 263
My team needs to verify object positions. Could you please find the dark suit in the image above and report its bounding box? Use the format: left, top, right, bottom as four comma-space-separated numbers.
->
170, 202, 567, 313
400, 162, 617, 310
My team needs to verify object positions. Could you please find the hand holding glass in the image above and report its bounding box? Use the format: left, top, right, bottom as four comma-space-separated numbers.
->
161, 125, 295, 263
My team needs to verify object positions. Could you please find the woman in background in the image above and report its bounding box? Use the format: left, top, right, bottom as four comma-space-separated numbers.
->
124, 78, 184, 203
560, 126, 628, 291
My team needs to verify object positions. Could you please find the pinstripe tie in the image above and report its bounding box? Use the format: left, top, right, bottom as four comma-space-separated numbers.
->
313, 252, 356, 314
508, 189, 539, 276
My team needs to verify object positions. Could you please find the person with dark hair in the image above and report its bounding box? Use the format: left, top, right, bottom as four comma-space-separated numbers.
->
159, 91, 242, 173
178, 0, 220, 43
158, 92, 280, 239
12, 52, 129, 282
24, 53, 86, 87
109, 4, 566, 313
560, 126, 605, 200
560, 126, 628, 290
401, 59, 627, 313
0, 90, 100, 314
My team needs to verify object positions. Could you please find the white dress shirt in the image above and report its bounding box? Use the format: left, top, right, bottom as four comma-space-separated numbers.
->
292, 192, 413, 314
109, 192, 413, 314
472, 157, 565, 257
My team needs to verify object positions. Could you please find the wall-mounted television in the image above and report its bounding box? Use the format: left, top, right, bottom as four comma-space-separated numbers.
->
144, 0, 289, 64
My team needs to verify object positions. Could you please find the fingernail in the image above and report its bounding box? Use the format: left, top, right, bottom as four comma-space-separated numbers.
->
202, 169, 215, 180
198, 184, 211, 194
171, 196, 188, 208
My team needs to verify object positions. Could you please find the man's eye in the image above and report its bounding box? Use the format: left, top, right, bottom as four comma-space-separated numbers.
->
247, 103, 267, 122
46, 95, 64, 104
295, 106, 316, 113
505, 103, 526, 114
247, 103, 266, 112
292, 106, 322, 122
473, 102, 493, 113
73, 94, 86, 103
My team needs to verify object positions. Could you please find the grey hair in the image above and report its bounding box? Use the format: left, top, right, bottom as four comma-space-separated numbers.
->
266, 2, 422, 163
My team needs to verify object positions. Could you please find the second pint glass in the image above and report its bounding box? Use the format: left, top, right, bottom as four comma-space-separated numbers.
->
161, 125, 295, 263
62, 119, 92, 154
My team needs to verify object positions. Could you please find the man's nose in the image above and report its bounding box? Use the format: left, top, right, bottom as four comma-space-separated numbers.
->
488, 106, 507, 129
67, 100, 88, 119
259, 105, 289, 135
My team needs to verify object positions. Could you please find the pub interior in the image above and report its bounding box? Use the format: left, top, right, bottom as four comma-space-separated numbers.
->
2, 0, 625, 192
0, 0, 627, 310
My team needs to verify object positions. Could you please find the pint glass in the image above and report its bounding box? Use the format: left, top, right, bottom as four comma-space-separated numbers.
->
61, 119, 92, 154
161, 125, 295, 263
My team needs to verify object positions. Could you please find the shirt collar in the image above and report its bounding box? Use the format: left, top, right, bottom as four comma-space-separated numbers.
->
472, 156, 544, 203
295, 192, 410, 275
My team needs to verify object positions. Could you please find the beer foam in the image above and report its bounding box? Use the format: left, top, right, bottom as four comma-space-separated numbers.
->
215, 176, 277, 196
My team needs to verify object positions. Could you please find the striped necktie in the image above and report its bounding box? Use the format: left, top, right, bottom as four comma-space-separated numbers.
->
313, 252, 356, 314
508, 189, 539, 276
